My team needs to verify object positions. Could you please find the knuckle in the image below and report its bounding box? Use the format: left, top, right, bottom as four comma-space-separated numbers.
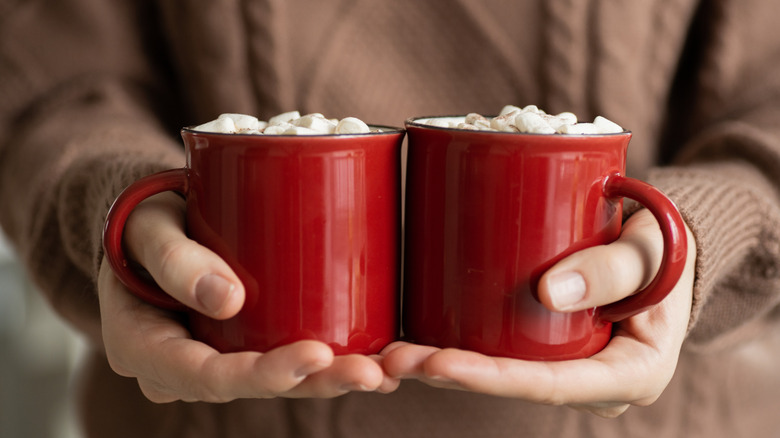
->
189, 381, 231, 403
598, 247, 627, 286
105, 352, 133, 378
541, 388, 570, 407
614, 363, 671, 407
190, 357, 233, 403
251, 366, 300, 396
138, 379, 178, 404
536, 372, 570, 407
593, 404, 631, 418
633, 394, 662, 408
151, 239, 205, 294
257, 379, 296, 397
588, 245, 637, 301
154, 239, 193, 275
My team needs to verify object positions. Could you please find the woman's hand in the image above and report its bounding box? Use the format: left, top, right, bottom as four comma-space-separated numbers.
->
98, 193, 399, 403
382, 209, 696, 418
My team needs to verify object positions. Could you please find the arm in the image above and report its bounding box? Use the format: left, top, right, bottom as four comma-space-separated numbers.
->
0, 1, 398, 401
650, 0, 780, 346
0, 1, 185, 343
383, 0, 780, 415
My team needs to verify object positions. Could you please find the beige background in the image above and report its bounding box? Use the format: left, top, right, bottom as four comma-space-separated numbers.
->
0, 230, 85, 438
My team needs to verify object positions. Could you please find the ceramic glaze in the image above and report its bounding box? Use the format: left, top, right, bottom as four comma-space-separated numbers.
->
402, 118, 686, 360
104, 127, 404, 355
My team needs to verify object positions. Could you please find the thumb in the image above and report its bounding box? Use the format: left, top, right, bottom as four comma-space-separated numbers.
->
537, 209, 663, 313
124, 192, 245, 319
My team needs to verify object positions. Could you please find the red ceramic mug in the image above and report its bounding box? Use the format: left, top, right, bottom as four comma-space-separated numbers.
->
103, 126, 404, 355
402, 117, 687, 360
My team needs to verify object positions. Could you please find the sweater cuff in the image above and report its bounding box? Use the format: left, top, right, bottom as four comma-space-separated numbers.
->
644, 159, 780, 346
69, 134, 185, 287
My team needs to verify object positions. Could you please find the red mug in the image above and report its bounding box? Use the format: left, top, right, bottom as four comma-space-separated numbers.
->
402, 117, 687, 360
103, 126, 404, 355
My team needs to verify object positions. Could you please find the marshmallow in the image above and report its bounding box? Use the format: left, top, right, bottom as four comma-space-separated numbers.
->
499, 105, 522, 116
490, 111, 520, 131
418, 105, 624, 135
556, 112, 578, 125
542, 112, 578, 131
282, 126, 320, 135
465, 113, 492, 130
193, 117, 237, 134
268, 111, 301, 126
292, 113, 338, 134
521, 104, 543, 114
426, 118, 455, 128
456, 123, 481, 130
192, 111, 375, 136
593, 116, 624, 133
557, 122, 601, 135
335, 117, 370, 134
218, 113, 260, 132
262, 123, 294, 135
514, 112, 556, 134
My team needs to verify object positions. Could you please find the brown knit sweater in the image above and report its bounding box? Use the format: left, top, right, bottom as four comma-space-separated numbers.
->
2, 0, 780, 437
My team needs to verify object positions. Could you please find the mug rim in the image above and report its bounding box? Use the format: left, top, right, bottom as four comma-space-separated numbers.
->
182, 124, 405, 138
405, 116, 631, 137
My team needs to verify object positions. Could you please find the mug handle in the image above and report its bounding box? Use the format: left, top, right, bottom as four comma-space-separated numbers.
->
597, 174, 688, 322
102, 168, 189, 311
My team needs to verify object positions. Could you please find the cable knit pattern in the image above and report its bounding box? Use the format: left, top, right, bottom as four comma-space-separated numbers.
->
543, 0, 592, 115
157, 0, 259, 122
590, 0, 699, 172
242, 0, 294, 116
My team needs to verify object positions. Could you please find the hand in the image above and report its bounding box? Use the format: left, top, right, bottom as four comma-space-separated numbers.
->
98, 193, 399, 403
382, 209, 696, 418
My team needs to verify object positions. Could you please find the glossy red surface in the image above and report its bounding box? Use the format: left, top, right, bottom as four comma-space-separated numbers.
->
104, 128, 404, 355
402, 119, 686, 360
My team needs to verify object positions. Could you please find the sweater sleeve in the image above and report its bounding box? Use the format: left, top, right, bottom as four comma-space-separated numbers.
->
0, 1, 184, 344
648, 0, 780, 348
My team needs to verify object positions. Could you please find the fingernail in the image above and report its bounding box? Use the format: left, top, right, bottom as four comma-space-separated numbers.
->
427, 375, 456, 384
294, 358, 333, 378
340, 383, 370, 392
195, 274, 235, 315
548, 271, 587, 310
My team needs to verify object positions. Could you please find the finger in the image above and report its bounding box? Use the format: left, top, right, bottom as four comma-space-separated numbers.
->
568, 402, 631, 419
100, 261, 335, 402
381, 341, 442, 378
382, 213, 696, 413
98, 258, 191, 378
145, 340, 336, 402
383, 326, 677, 410
284, 354, 389, 398
415, 278, 694, 407
367, 355, 402, 394
379, 340, 411, 356
419, 347, 649, 406
124, 192, 244, 319
537, 209, 663, 312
